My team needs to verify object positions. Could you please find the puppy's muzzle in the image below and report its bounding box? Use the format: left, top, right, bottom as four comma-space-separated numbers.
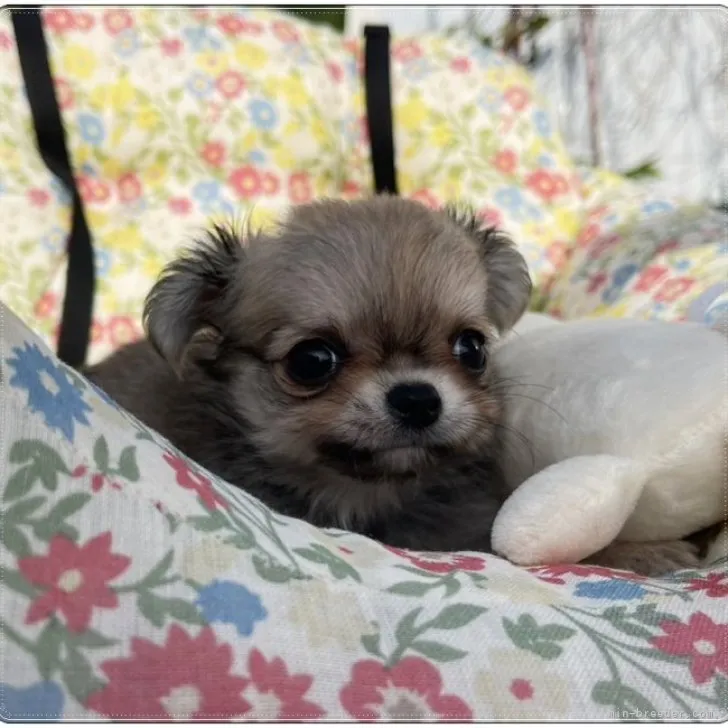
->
386, 382, 442, 430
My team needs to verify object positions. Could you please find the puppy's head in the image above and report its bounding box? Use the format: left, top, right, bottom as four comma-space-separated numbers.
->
145, 197, 531, 499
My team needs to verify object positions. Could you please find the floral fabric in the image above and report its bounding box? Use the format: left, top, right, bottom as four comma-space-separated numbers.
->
0, 7, 725, 365
1, 302, 727, 721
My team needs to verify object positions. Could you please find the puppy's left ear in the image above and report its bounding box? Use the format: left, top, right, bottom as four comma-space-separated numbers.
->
143, 224, 245, 378
447, 207, 532, 334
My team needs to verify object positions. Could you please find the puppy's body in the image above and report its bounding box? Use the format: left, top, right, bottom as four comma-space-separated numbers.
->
86, 197, 531, 551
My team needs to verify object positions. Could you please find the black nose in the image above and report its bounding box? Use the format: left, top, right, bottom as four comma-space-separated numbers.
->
386, 382, 442, 429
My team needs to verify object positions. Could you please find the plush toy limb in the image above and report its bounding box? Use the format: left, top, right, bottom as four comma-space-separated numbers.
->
491, 455, 649, 566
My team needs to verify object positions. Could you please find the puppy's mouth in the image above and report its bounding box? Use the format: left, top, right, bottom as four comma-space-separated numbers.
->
317, 440, 453, 481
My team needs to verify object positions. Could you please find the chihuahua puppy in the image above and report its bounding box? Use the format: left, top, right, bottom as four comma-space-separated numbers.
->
85, 197, 532, 552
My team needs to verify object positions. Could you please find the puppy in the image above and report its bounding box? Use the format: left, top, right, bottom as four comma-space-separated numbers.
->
85, 197, 531, 552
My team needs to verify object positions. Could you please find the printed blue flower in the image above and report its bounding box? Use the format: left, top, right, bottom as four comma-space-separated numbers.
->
537, 153, 555, 168
186, 72, 213, 99
192, 180, 221, 204
477, 87, 503, 113
95, 249, 112, 277
575, 579, 647, 600
196, 580, 268, 636
1, 680, 64, 721
183, 26, 220, 52
494, 187, 524, 213
248, 149, 266, 164
40, 227, 66, 255
49, 177, 71, 205
601, 285, 624, 305
77, 113, 105, 146
642, 200, 673, 216
249, 99, 278, 130
612, 263, 640, 287
533, 110, 552, 138
114, 28, 139, 57
6, 342, 92, 443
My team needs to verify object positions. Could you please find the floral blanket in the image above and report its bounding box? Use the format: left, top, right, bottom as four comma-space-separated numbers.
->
1, 301, 726, 721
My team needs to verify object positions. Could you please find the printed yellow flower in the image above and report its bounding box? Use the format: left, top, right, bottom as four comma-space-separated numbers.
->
310, 117, 329, 146
196, 51, 231, 76
275, 76, 310, 107
430, 121, 454, 148
104, 224, 144, 253
554, 208, 582, 240
141, 161, 168, 189
475, 649, 571, 719
272, 146, 296, 171
233, 41, 269, 71
86, 210, 110, 232
62, 44, 97, 81
247, 206, 279, 232
397, 95, 428, 129
135, 105, 163, 132
181, 539, 240, 584
90, 77, 135, 111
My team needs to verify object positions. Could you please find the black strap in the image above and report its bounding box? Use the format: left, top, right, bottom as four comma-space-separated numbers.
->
12, 6, 95, 369
364, 25, 398, 195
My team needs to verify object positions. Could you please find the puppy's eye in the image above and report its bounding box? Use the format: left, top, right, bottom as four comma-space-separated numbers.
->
285, 339, 341, 386
452, 330, 487, 373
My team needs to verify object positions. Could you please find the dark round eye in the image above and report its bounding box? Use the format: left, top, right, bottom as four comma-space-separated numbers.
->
452, 330, 487, 373
285, 339, 341, 387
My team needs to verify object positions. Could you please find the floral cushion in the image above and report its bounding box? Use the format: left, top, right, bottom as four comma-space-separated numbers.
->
4, 7, 724, 368
1, 302, 727, 720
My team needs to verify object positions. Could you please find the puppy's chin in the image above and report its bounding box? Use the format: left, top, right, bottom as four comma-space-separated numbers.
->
317, 440, 453, 482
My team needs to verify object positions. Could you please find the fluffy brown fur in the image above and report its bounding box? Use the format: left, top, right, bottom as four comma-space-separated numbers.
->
85, 196, 531, 551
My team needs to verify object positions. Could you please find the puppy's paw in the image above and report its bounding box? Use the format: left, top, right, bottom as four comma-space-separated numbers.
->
585, 539, 700, 577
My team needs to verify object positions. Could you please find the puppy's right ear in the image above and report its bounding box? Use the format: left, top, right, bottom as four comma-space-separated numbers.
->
143, 224, 244, 377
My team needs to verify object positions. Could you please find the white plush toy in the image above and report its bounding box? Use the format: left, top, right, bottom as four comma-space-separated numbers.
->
490, 313, 727, 569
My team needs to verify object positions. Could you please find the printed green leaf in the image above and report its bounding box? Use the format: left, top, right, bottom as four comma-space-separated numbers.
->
69, 629, 117, 649
159, 597, 206, 626
395, 608, 424, 644
93, 437, 110, 473
293, 547, 329, 565
503, 614, 574, 660
187, 511, 228, 532
32, 518, 77, 543
117, 446, 140, 482
410, 640, 468, 663
6, 441, 70, 500
361, 631, 384, 658
632, 603, 678, 626
713, 674, 728, 709
62, 647, 105, 705
294, 545, 361, 582
2, 524, 31, 557
36, 621, 64, 680
386, 581, 432, 597
592, 680, 657, 715
45, 493, 91, 526
252, 554, 297, 584
428, 604, 487, 631
537, 624, 577, 641
5, 496, 46, 522
2, 568, 40, 598
224, 520, 256, 550
137, 592, 165, 628
137, 549, 174, 589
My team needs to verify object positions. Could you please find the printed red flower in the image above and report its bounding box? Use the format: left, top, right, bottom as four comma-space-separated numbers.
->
527, 563, 648, 585
326, 61, 344, 83
651, 612, 728, 684
272, 20, 300, 43
340, 657, 472, 719
241, 649, 324, 719
655, 238, 680, 256
117, 173, 142, 203
288, 172, 313, 204
44, 9, 76, 34
229, 166, 263, 199
589, 232, 622, 259
103, 9, 133, 35
28, 188, 50, 208
201, 141, 226, 168
86, 626, 250, 719
493, 149, 518, 175
577, 222, 601, 248
587, 271, 608, 294
73, 12, 95, 31
388, 547, 486, 574
342, 180, 361, 198
450, 57, 471, 73
160, 38, 182, 57
90, 321, 105, 344
0, 30, 13, 51
90, 472, 122, 493
162, 452, 228, 511
216, 70, 246, 99
216, 14, 246, 36
411, 189, 440, 209
168, 197, 191, 215
477, 207, 503, 228
504, 85, 530, 111
546, 241, 571, 270
393, 40, 422, 63
525, 170, 569, 202
687, 572, 728, 598
55, 79, 74, 109
108, 316, 141, 348
78, 176, 111, 205
654, 276, 694, 304
587, 204, 609, 221
19, 532, 130, 632
33, 292, 57, 319
634, 265, 669, 293
261, 172, 280, 196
